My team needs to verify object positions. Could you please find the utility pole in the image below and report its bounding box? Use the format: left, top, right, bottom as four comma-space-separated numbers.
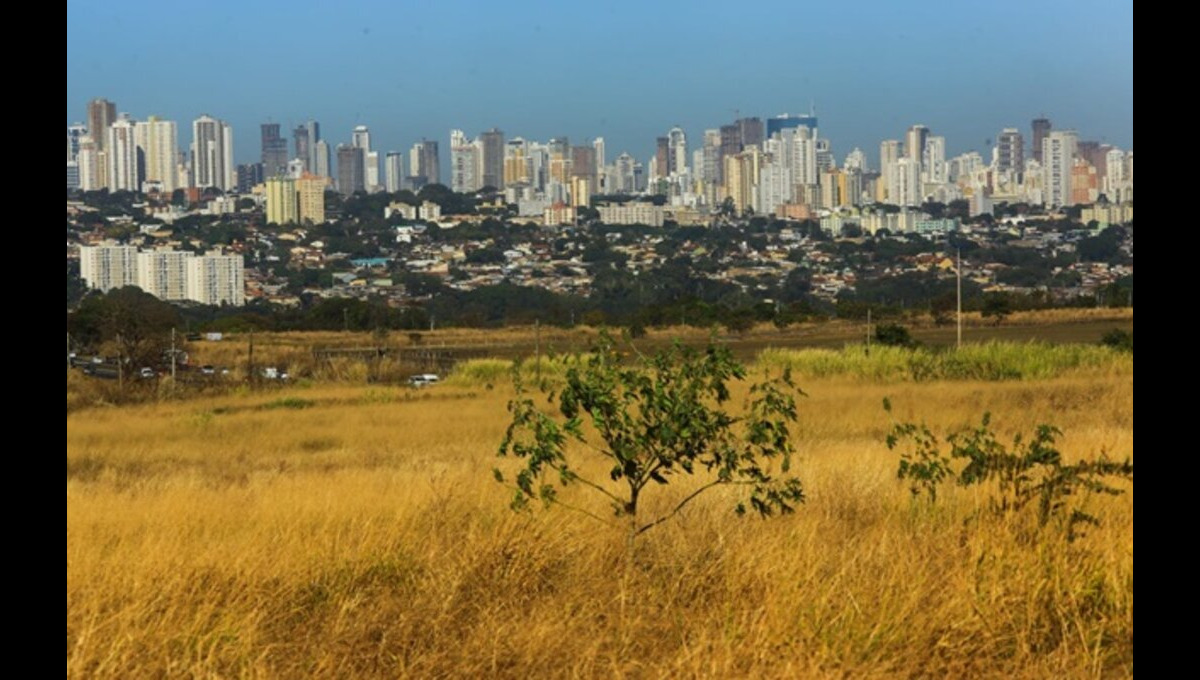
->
116, 332, 124, 391
956, 248, 963, 350
535, 318, 542, 383
170, 327, 177, 390
66, 333, 71, 370
248, 331, 255, 388
866, 308, 871, 356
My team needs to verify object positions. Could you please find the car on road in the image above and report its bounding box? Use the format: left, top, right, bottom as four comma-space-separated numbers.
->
138, 367, 156, 379
408, 373, 440, 387
200, 365, 216, 376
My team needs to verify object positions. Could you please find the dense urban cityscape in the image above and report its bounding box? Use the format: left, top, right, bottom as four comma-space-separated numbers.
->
66, 98, 1132, 327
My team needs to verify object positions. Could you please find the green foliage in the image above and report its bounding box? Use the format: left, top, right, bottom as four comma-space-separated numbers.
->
759, 342, 1131, 382
1099, 329, 1133, 353
496, 332, 805, 539
981, 294, 1012, 326
883, 401, 1133, 540
874, 323, 915, 348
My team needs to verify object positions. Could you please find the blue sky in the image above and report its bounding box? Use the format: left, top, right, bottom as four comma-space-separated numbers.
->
67, 0, 1132, 169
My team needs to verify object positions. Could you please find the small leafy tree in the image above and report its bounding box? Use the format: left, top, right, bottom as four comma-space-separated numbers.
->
496, 332, 805, 548
883, 399, 1133, 540
874, 323, 916, 348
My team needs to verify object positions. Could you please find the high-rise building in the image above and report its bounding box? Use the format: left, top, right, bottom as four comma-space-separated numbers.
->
996, 128, 1025, 175
136, 249, 193, 300
478, 128, 505, 190
87, 98, 117, 152
719, 124, 742, 163
134, 116, 179, 193
654, 136, 669, 180
293, 121, 321, 174
667, 126, 687, 176
313, 140, 331, 178
79, 244, 139, 292
191, 115, 235, 191
352, 125, 371, 152
571, 145, 597, 196
737, 117, 764, 149
106, 117, 140, 192
67, 162, 80, 190
611, 152, 635, 194
504, 138, 531, 187
923, 136, 946, 184
76, 136, 102, 190
889, 157, 922, 207
365, 151, 380, 192
449, 129, 479, 193
260, 123, 289, 178
265, 176, 299, 224
1042, 130, 1077, 207
296, 173, 327, 223
906, 125, 930, 171
765, 113, 818, 139
409, 140, 440, 187
336, 144, 365, 196
844, 148, 868, 172
186, 252, 245, 306
1032, 118, 1052, 163
236, 163, 264, 194
592, 137, 606, 186
67, 123, 87, 162
385, 151, 404, 193
879, 140, 902, 202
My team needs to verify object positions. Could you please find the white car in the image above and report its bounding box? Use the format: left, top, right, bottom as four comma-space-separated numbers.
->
408, 373, 440, 387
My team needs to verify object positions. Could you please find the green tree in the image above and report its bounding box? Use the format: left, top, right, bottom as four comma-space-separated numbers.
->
874, 322, 915, 347
981, 293, 1012, 326
496, 333, 805, 549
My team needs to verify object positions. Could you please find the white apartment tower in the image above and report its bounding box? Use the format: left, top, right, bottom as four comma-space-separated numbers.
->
191, 115, 235, 191
134, 116, 179, 193
1042, 130, 1078, 207
186, 252, 245, 306
136, 249, 193, 300
107, 117, 140, 192
79, 244, 139, 292
385, 151, 404, 193
450, 129, 479, 193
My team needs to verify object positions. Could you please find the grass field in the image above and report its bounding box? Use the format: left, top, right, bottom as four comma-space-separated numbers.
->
66, 342, 1133, 677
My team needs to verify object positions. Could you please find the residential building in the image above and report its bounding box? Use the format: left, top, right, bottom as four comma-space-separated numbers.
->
134, 116, 179, 193
261, 123, 289, 178
191, 115, 235, 191
597, 202, 665, 226
87, 98, 116, 152
1042, 130, 1078, 207
296, 173, 327, 223
136, 249, 193, 300
106, 117, 140, 192
1032, 118, 1052, 163
186, 252, 245, 306
996, 128, 1024, 175
450, 129, 479, 192
385, 151, 404, 193
479, 127, 504, 190
79, 244, 138, 292
265, 176, 299, 224
337, 144, 365, 195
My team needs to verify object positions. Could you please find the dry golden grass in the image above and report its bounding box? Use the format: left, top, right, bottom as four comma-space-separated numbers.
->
67, 370, 1133, 678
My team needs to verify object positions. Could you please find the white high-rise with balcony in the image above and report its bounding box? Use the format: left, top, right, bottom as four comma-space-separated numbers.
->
1042, 130, 1078, 207
107, 117, 140, 192
135, 116, 179, 193
191, 115, 235, 191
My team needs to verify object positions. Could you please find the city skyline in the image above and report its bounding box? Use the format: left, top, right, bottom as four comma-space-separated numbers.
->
67, 0, 1132, 166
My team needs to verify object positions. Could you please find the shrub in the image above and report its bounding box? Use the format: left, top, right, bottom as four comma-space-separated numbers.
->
495, 332, 805, 547
883, 399, 1133, 540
